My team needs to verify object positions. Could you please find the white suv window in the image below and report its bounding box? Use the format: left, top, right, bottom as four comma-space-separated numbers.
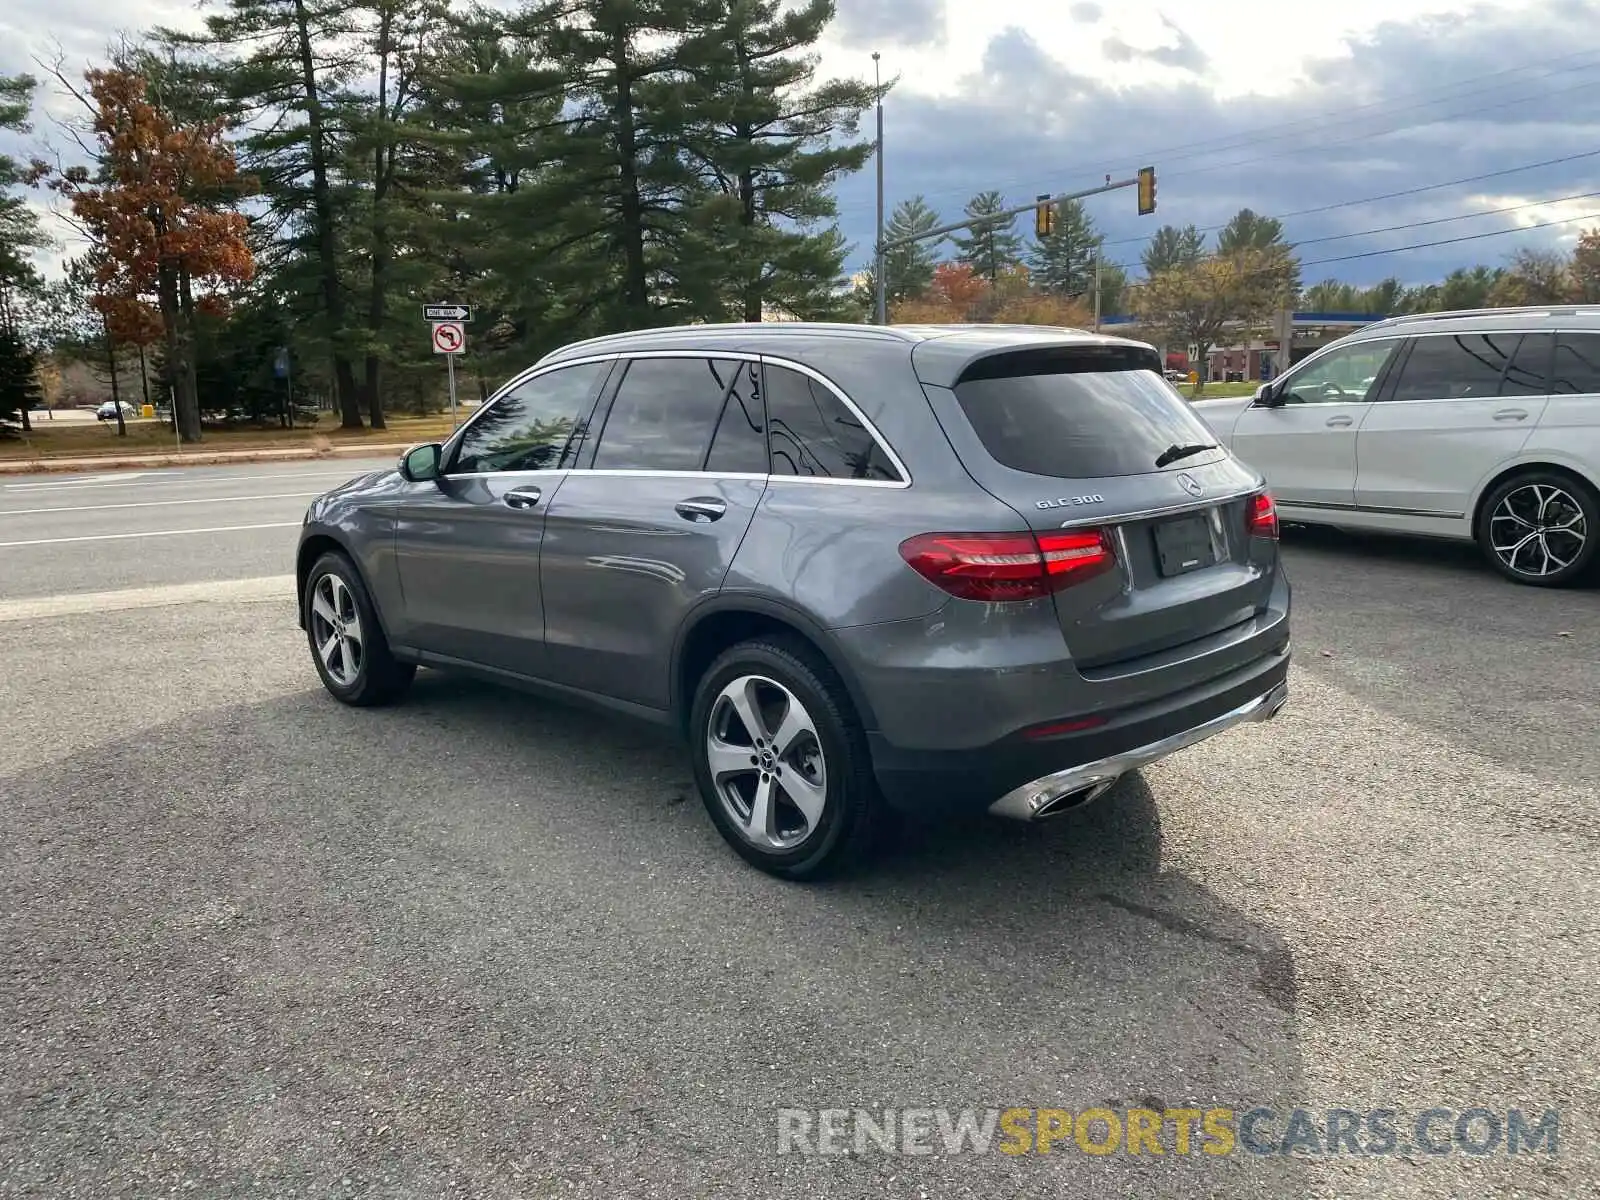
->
1551, 333, 1600, 394
1389, 333, 1522, 402
1277, 342, 1397, 405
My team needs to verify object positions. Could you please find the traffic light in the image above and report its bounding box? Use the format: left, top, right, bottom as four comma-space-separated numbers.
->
1035, 194, 1056, 237
1137, 166, 1156, 216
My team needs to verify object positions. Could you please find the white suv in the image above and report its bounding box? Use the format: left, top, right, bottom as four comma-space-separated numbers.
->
1192, 306, 1600, 587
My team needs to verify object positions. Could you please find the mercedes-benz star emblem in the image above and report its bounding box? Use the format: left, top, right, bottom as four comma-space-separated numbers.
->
1177, 472, 1204, 497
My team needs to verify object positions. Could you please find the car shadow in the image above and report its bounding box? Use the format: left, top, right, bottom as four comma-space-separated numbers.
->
1, 671, 1310, 1198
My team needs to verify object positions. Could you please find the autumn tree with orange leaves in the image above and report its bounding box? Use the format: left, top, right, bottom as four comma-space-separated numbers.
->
890, 261, 1091, 328
37, 67, 254, 441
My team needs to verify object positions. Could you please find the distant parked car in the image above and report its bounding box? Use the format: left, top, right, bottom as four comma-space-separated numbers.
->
1191, 305, 1600, 587
96, 400, 136, 421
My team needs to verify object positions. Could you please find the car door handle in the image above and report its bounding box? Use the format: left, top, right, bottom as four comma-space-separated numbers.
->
675, 497, 727, 522
1325, 415, 1354, 427
503, 486, 542, 510
1493, 409, 1528, 421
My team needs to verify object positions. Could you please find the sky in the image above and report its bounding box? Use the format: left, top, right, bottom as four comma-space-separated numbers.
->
5, 0, 1600, 289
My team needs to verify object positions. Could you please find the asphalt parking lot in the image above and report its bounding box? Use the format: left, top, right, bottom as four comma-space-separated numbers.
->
1, 460, 1596, 1198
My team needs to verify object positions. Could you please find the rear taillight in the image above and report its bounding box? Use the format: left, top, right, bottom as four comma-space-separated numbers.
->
898, 529, 1116, 601
1247, 491, 1279, 539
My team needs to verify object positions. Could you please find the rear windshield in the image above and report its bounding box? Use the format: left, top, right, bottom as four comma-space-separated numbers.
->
952, 350, 1224, 479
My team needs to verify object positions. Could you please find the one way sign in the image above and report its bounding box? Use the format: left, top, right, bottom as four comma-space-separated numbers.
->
421, 303, 473, 322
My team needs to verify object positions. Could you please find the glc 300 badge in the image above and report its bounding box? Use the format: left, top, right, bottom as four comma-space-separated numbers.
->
1036, 494, 1105, 510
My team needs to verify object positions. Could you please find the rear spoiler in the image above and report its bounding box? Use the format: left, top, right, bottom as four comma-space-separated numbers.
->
912, 334, 1163, 389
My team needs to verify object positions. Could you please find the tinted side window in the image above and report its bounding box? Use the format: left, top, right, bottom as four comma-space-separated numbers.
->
1278, 342, 1397, 405
1499, 333, 1552, 396
764, 365, 901, 481
1388, 334, 1516, 402
592, 357, 731, 471
704, 360, 767, 474
1550, 333, 1600, 394
452, 362, 606, 474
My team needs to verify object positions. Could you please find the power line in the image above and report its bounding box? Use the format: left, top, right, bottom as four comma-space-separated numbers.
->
1106, 201, 1600, 277
914, 47, 1600, 207
1300, 209, 1600, 268
1100, 148, 1600, 251
1291, 189, 1600, 249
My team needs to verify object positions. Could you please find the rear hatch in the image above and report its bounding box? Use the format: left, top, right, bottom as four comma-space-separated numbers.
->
914, 338, 1280, 679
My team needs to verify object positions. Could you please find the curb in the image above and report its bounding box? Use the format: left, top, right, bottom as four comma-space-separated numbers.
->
0, 442, 415, 477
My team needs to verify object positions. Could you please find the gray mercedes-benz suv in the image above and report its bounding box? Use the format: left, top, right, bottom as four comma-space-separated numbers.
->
297, 323, 1291, 878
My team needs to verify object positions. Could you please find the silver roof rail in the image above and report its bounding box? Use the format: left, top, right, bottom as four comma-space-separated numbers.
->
1359, 305, 1600, 334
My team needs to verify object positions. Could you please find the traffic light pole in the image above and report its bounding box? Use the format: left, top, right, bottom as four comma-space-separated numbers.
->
877, 176, 1141, 257
872, 53, 886, 326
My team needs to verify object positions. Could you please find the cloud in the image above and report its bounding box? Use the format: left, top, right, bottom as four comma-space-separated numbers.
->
1069, 2, 1103, 21
833, 0, 1600, 289
832, 0, 946, 50
1102, 17, 1206, 73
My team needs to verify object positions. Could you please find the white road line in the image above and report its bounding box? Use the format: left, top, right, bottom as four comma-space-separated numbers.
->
2, 473, 152, 490
0, 522, 301, 548
0, 490, 320, 517
2, 467, 376, 494
0, 575, 298, 623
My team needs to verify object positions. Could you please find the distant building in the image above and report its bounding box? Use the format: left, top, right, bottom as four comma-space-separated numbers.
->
1097, 311, 1391, 382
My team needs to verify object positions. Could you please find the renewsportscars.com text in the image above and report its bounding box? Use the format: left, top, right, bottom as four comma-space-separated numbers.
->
776, 1106, 1561, 1158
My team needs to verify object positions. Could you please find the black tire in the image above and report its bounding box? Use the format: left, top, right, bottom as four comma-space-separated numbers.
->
688, 635, 883, 881
1476, 469, 1600, 588
303, 550, 416, 706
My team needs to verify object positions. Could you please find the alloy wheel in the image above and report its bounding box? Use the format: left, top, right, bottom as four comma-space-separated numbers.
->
1488, 483, 1588, 580
705, 674, 828, 851
309, 572, 364, 687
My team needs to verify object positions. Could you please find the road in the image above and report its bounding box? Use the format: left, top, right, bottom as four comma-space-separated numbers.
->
1, 460, 1596, 1199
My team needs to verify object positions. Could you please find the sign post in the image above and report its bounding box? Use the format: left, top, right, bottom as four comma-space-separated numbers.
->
431, 319, 466, 427
273, 347, 292, 426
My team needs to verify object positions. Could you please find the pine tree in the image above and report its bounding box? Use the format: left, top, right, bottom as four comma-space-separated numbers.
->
538, 0, 706, 329
174, 0, 370, 429
1140, 223, 1206, 277
338, 0, 443, 429
404, 7, 576, 380
877, 195, 942, 303
674, 0, 877, 321
1217, 207, 1300, 299
1028, 197, 1101, 299
953, 190, 1021, 283
0, 331, 43, 433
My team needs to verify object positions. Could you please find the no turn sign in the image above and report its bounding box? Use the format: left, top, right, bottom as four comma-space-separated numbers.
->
431, 321, 465, 355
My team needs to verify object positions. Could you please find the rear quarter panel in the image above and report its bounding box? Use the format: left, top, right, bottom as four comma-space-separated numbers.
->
723, 344, 1029, 630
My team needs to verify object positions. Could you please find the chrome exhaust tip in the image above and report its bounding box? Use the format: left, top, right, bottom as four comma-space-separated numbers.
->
1031, 778, 1118, 819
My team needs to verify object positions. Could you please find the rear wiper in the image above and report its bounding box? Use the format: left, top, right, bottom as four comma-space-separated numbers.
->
1156, 442, 1217, 468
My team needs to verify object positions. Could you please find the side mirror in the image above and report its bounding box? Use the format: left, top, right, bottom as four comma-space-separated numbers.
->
399, 441, 442, 483
1254, 383, 1284, 408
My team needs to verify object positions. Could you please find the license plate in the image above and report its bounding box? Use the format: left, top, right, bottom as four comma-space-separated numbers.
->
1152, 514, 1215, 577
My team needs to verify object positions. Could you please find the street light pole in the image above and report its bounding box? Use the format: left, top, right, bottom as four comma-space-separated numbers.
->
872, 52, 887, 327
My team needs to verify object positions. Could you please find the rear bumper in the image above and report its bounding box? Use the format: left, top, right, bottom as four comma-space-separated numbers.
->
866, 644, 1290, 820
987, 676, 1288, 820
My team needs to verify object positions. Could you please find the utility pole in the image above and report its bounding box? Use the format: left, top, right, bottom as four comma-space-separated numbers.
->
872, 52, 886, 326
1093, 253, 1103, 333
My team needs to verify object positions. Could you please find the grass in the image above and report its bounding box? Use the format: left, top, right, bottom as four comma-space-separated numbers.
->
0, 412, 463, 463
1180, 381, 1261, 400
